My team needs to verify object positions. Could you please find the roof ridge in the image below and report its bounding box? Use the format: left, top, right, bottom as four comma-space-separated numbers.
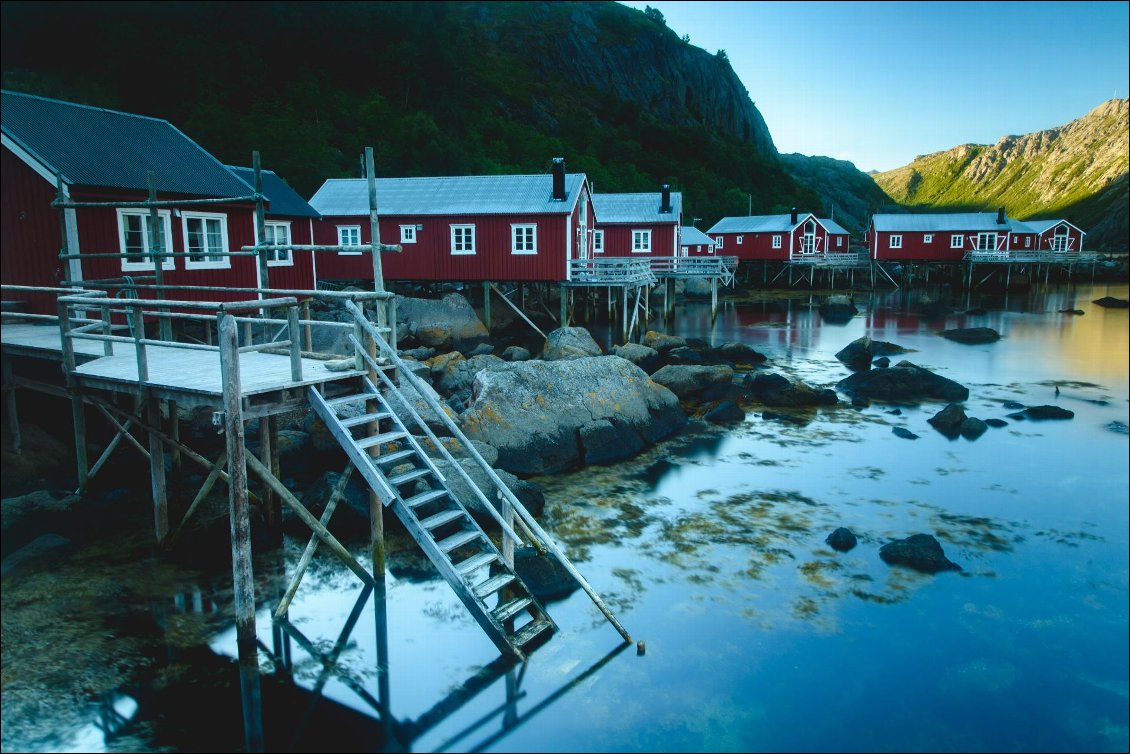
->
1, 88, 171, 125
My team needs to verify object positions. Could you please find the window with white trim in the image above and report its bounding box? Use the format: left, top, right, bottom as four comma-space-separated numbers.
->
835, 237, 843, 247
736, 235, 743, 245
263, 221, 292, 266
924, 234, 934, 243
950, 234, 964, 249
400, 225, 416, 244
511, 224, 537, 255
890, 235, 903, 249
593, 229, 604, 253
183, 212, 229, 269
338, 225, 362, 254
631, 229, 652, 253
1024, 236, 1031, 248
451, 224, 476, 255
117, 209, 174, 271
977, 232, 996, 251
715, 235, 723, 248
771, 235, 782, 249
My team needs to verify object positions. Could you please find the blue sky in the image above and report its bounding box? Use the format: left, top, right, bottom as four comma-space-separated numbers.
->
619, 1, 1129, 172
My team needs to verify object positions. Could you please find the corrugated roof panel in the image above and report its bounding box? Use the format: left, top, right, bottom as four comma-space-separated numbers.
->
680, 226, 716, 246
820, 218, 850, 235
872, 212, 1011, 232
309, 174, 586, 217
1, 90, 254, 198
592, 192, 682, 223
707, 214, 798, 234
227, 166, 319, 218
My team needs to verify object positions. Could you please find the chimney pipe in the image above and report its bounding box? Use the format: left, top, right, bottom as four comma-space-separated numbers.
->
661, 184, 672, 213
791, 207, 798, 225
997, 206, 1006, 224
551, 157, 566, 201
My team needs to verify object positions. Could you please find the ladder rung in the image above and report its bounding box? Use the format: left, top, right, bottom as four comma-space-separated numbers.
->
356, 431, 406, 450
373, 448, 416, 466
456, 552, 499, 575
419, 509, 465, 530
326, 392, 374, 408
388, 468, 432, 487
404, 489, 447, 509
437, 529, 481, 553
510, 619, 553, 647
340, 411, 392, 428
472, 572, 515, 599
493, 596, 532, 623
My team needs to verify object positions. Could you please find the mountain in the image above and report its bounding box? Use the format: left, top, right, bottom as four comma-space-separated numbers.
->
778, 153, 897, 236
874, 99, 1129, 251
0, 0, 817, 226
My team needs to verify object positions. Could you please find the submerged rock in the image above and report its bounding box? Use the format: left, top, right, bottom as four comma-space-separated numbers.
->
940, 327, 1001, 344
927, 403, 968, 437
873, 356, 891, 368
835, 336, 875, 371
892, 426, 919, 440
879, 533, 962, 574
1093, 296, 1130, 309
984, 418, 1009, 428
819, 295, 858, 322
826, 527, 858, 552
504, 546, 579, 602
960, 417, 989, 440
1020, 405, 1075, 420
712, 342, 767, 367
836, 361, 969, 402
747, 372, 835, 406
703, 400, 745, 424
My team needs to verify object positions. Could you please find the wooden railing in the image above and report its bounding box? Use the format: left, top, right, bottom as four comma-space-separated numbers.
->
568, 257, 657, 285
965, 250, 1097, 263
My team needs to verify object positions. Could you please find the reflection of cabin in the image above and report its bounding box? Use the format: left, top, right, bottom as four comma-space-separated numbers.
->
590, 187, 681, 258
866, 209, 1086, 262
308, 158, 595, 283
679, 226, 717, 256
706, 209, 851, 261
226, 166, 320, 289
1, 90, 263, 313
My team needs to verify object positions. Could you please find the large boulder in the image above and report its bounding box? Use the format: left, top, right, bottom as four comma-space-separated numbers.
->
879, 533, 962, 574
1093, 296, 1130, 308
384, 377, 459, 434
835, 336, 875, 371
461, 356, 686, 475
712, 342, 767, 367
428, 352, 506, 396
927, 403, 967, 438
396, 293, 489, 351
541, 327, 602, 361
429, 458, 545, 519
940, 327, 1001, 344
747, 373, 837, 406
836, 361, 969, 402
650, 365, 734, 400
1018, 405, 1075, 420
819, 295, 858, 323
611, 343, 661, 373
642, 330, 686, 354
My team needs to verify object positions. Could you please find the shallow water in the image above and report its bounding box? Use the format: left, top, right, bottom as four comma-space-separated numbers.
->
3, 282, 1128, 752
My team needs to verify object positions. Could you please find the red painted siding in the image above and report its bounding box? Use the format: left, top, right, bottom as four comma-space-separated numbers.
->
261, 216, 316, 291
1, 146, 65, 313
1037, 223, 1085, 252
594, 224, 678, 257
872, 230, 971, 261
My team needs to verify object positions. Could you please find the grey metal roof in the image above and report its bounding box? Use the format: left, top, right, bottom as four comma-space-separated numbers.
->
1019, 218, 1084, 235
871, 212, 1011, 232
1005, 218, 1037, 233
680, 226, 716, 246
706, 213, 832, 234
227, 166, 320, 218
591, 192, 682, 223
1, 90, 255, 198
820, 218, 850, 235
309, 174, 587, 217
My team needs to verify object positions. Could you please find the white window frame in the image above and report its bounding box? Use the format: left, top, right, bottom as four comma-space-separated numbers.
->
337, 225, 362, 255
890, 234, 903, 249
1051, 225, 1069, 252
451, 224, 476, 255
835, 236, 843, 248
631, 229, 652, 253
593, 229, 604, 254
950, 234, 964, 249
117, 208, 175, 272
1024, 236, 1031, 248
772, 235, 782, 249
182, 211, 230, 270
715, 235, 723, 248
262, 221, 293, 267
977, 232, 996, 251
400, 225, 417, 244
736, 235, 743, 245
924, 234, 934, 243
511, 223, 537, 255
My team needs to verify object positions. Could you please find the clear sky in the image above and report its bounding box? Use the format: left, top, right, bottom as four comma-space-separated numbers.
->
619, 1, 1130, 172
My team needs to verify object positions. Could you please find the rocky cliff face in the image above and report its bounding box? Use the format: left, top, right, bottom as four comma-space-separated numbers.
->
779, 153, 896, 235
874, 99, 1128, 250
469, 1, 776, 156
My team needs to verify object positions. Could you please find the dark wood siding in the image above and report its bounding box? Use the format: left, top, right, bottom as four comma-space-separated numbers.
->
1, 146, 64, 313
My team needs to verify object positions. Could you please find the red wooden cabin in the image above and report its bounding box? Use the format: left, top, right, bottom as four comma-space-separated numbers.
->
591, 187, 681, 259
706, 209, 850, 261
868, 209, 1023, 261
679, 226, 718, 257
227, 166, 320, 290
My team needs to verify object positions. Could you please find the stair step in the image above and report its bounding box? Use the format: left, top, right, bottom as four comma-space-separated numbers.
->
418, 509, 465, 531
510, 619, 554, 648
326, 392, 374, 408
356, 431, 407, 450
455, 552, 499, 576
472, 572, 515, 599
388, 468, 432, 487
493, 596, 533, 623
404, 489, 447, 509
373, 448, 417, 466
340, 411, 393, 428
437, 529, 482, 553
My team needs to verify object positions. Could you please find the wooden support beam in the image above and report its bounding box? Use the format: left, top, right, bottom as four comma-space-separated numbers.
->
147, 394, 169, 542
166, 449, 228, 548
482, 280, 492, 331
2, 359, 21, 455
366, 327, 386, 578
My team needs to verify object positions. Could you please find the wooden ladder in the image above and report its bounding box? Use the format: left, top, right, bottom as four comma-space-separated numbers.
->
308, 378, 556, 661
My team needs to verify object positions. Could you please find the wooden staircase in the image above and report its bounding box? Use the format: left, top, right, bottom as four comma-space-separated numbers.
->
308, 377, 556, 660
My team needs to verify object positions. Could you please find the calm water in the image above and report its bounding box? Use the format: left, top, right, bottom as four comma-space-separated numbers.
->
3, 283, 1128, 752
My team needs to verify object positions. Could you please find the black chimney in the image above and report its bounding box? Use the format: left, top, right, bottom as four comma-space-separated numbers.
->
552, 157, 566, 201
790, 207, 798, 225
660, 184, 672, 213
997, 206, 1006, 224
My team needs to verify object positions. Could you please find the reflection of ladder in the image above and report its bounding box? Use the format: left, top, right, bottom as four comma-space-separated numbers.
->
308, 378, 557, 660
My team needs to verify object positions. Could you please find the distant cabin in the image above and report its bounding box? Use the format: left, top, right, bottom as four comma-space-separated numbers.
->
706, 210, 850, 261
308, 159, 594, 283
865, 209, 1085, 260
591, 187, 681, 258
226, 166, 320, 290
679, 226, 717, 257
1, 89, 272, 312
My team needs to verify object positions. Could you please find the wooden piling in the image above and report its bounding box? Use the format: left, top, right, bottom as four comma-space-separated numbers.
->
3, 358, 21, 455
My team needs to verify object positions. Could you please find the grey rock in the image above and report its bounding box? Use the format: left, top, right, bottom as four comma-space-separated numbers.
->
1093, 296, 1129, 308
396, 293, 489, 351
879, 533, 962, 574
928, 403, 968, 437
540, 327, 603, 361
713, 342, 767, 367
611, 343, 661, 373
940, 327, 1001, 344
819, 295, 858, 322
579, 419, 646, 465
836, 361, 969, 402
501, 345, 531, 362
431, 458, 545, 519
400, 346, 437, 361
873, 356, 891, 368
1, 534, 74, 577
985, 418, 1009, 428
642, 330, 687, 353
664, 346, 704, 365
826, 527, 858, 552
703, 400, 745, 424
1021, 405, 1075, 420
892, 426, 919, 440
651, 364, 733, 400
466, 342, 496, 357
836, 336, 874, 371
960, 417, 989, 439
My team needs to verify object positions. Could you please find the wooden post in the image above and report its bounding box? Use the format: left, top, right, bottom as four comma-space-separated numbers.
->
259, 416, 276, 532
559, 284, 567, 327
169, 399, 182, 483
3, 358, 22, 456
218, 311, 259, 707
482, 280, 492, 331
287, 305, 302, 382
366, 148, 387, 333
366, 321, 386, 578
147, 394, 168, 542
302, 301, 313, 353
711, 278, 718, 320
253, 151, 270, 295
147, 172, 172, 342
58, 302, 88, 490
